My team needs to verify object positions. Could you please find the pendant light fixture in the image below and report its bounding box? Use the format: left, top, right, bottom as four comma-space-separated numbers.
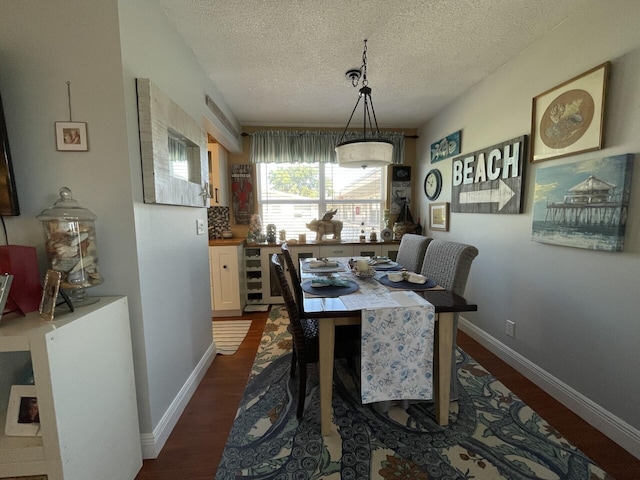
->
335, 39, 393, 169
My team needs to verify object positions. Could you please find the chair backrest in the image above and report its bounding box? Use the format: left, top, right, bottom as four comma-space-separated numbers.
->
271, 254, 307, 358
395, 234, 433, 273
281, 243, 303, 309
419, 240, 478, 295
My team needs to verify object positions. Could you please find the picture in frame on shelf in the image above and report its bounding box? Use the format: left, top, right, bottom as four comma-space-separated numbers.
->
429, 202, 449, 232
55, 121, 88, 151
530, 62, 610, 163
5, 384, 42, 437
39, 269, 61, 321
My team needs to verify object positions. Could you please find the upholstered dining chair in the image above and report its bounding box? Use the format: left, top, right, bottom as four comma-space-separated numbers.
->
271, 253, 319, 418
395, 234, 433, 273
420, 239, 479, 400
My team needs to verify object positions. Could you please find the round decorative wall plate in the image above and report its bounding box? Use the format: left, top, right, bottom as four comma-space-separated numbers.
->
380, 228, 393, 242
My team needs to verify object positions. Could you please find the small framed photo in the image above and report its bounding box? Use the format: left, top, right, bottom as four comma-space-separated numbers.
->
391, 165, 411, 182
429, 202, 449, 232
530, 62, 609, 163
5, 385, 42, 437
39, 269, 61, 321
55, 121, 88, 151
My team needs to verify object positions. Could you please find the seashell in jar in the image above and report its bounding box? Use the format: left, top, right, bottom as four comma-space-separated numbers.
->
54, 244, 80, 258
69, 255, 96, 274
70, 232, 89, 246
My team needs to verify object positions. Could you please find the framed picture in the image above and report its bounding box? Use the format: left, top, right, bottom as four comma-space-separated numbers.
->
391, 165, 411, 182
530, 62, 610, 163
532, 153, 633, 251
5, 385, 42, 437
429, 202, 449, 232
55, 121, 88, 151
39, 269, 61, 321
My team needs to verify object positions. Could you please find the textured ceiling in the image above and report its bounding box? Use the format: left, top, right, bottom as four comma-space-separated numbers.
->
160, 0, 592, 129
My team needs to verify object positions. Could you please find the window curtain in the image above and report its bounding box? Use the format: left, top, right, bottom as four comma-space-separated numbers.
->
249, 130, 405, 164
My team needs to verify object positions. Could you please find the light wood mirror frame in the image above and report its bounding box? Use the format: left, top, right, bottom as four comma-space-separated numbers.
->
136, 78, 208, 207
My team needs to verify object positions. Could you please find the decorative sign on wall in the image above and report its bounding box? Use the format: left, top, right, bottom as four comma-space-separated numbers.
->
230, 164, 254, 224
450, 135, 527, 214
430, 130, 461, 163
532, 153, 634, 251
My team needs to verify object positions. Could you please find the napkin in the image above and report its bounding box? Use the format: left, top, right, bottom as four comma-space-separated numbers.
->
308, 259, 339, 268
368, 256, 390, 265
310, 277, 350, 288
387, 272, 405, 282
406, 273, 427, 284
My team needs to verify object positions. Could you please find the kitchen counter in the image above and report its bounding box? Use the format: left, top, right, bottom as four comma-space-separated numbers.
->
209, 238, 246, 247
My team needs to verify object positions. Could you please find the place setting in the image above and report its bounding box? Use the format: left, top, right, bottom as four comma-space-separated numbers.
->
300, 257, 347, 273
366, 255, 404, 271
301, 275, 359, 297
377, 270, 437, 290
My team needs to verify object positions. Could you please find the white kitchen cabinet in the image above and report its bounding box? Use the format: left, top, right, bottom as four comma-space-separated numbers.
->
380, 243, 400, 261
0, 296, 141, 480
209, 244, 244, 316
208, 143, 228, 207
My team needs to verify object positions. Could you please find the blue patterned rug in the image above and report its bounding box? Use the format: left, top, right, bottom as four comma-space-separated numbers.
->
216, 306, 611, 479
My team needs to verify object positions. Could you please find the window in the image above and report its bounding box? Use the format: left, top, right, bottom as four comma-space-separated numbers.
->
257, 163, 386, 241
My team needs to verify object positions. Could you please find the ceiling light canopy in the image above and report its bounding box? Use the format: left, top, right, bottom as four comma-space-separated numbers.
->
335, 39, 393, 169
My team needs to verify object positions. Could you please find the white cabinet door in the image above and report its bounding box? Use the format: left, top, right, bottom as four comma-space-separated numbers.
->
380, 243, 400, 262
318, 245, 354, 258
208, 143, 228, 207
210, 246, 241, 314
353, 244, 381, 257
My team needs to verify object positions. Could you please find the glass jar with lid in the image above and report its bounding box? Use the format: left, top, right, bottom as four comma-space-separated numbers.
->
37, 187, 103, 306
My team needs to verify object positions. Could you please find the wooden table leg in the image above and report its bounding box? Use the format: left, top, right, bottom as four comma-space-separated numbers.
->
318, 317, 335, 436
435, 312, 454, 425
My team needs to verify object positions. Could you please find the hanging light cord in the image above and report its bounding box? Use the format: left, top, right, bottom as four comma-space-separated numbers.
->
337, 39, 382, 144
66, 81, 73, 122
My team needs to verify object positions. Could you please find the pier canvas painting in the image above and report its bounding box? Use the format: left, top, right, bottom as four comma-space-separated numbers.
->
532, 154, 634, 251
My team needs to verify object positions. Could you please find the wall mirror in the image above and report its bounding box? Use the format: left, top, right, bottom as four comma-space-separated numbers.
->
136, 78, 208, 207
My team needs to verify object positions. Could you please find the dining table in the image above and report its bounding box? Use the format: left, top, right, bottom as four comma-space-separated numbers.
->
299, 256, 478, 436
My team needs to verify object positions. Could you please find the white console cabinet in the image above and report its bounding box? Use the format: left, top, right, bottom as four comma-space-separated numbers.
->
0, 296, 141, 480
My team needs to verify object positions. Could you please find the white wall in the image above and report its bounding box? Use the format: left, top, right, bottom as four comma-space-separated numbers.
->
0, 0, 240, 458
416, 0, 640, 457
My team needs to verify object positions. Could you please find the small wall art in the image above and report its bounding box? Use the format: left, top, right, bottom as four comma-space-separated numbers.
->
55, 121, 88, 151
429, 202, 449, 232
532, 153, 634, 251
530, 62, 610, 163
430, 130, 461, 163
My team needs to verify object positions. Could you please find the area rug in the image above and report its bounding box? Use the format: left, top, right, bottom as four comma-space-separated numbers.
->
212, 320, 252, 355
215, 306, 610, 479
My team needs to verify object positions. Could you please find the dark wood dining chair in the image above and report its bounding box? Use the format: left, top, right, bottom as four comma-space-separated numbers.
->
420, 239, 479, 399
280, 243, 305, 316
271, 253, 319, 418
395, 234, 433, 272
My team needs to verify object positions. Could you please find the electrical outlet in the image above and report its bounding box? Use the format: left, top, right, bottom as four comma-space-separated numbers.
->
506, 319, 515, 338
196, 219, 205, 235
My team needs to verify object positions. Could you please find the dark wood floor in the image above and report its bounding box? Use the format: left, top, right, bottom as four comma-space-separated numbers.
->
135, 309, 640, 480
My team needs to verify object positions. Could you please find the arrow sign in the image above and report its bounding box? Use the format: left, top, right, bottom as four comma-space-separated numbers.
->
459, 179, 515, 211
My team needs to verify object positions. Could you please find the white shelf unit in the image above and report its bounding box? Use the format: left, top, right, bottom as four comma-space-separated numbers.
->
0, 296, 142, 480
209, 244, 245, 317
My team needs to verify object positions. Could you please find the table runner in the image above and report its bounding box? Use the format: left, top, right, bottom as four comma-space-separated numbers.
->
361, 292, 435, 404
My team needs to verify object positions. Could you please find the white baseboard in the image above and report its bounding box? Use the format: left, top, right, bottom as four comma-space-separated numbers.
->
139, 342, 217, 459
458, 316, 640, 461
